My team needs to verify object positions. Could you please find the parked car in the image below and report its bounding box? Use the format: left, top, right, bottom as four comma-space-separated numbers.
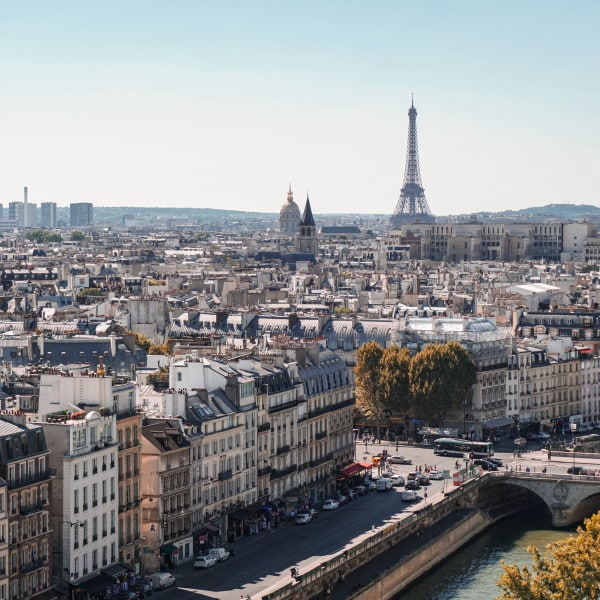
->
295, 512, 313, 524
407, 471, 425, 486
347, 489, 357, 501
194, 555, 218, 568
428, 470, 444, 480
568, 466, 586, 475
390, 474, 405, 487
537, 432, 551, 440
388, 455, 412, 465
405, 478, 420, 490
322, 498, 340, 510
308, 507, 319, 519
376, 478, 393, 492
149, 573, 176, 590
354, 484, 368, 496
363, 478, 377, 491
401, 489, 419, 502
208, 547, 231, 562
486, 457, 504, 467
135, 579, 153, 597
336, 493, 349, 505
119, 592, 139, 600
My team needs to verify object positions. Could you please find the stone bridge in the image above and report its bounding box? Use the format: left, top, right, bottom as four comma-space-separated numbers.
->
477, 471, 600, 527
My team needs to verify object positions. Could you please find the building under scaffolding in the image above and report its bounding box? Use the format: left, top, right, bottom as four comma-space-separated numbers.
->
392, 315, 514, 439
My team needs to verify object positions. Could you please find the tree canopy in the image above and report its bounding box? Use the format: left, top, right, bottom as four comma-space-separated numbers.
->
497, 512, 600, 600
133, 332, 169, 355
354, 341, 384, 420
379, 345, 412, 416
355, 340, 476, 429
25, 230, 62, 243
409, 341, 475, 426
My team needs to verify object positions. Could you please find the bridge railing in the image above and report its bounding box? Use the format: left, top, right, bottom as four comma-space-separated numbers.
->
489, 470, 600, 482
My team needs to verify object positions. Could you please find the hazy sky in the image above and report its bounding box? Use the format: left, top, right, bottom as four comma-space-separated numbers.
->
1, 1, 598, 216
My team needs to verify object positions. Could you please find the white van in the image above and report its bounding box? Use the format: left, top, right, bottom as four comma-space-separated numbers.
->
149, 572, 176, 589
401, 489, 418, 502
376, 478, 393, 492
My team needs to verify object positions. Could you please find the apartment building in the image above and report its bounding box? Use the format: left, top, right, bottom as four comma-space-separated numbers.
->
37, 369, 144, 574
580, 352, 600, 427
0, 479, 8, 600
280, 344, 354, 503
0, 414, 52, 600
140, 419, 192, 572
43, 409, 119, 599
507, 340, 581, 434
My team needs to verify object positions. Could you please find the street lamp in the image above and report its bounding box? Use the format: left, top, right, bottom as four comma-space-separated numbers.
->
571, 422, 577, 470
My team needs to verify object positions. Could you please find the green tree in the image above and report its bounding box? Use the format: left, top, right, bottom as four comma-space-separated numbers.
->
379, 345, 413, 439
25, 230, 62, 243
70, 230, 86, 242
354, 341, 384, 439
133, 332, 168, 355
497, 512, 600, 600
409, 341, 476, 426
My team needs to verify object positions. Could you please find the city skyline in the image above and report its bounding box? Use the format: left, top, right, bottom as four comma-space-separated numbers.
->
1, 1, 599, 215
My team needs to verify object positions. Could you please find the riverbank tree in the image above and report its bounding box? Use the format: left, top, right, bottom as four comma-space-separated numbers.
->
497, 511, 600, 600
409, 341, 476, 426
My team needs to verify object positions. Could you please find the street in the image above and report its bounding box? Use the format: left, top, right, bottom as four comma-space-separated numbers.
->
160, 439, 597, 600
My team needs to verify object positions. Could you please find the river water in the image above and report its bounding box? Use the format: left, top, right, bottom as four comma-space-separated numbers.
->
397, 512, 577, 600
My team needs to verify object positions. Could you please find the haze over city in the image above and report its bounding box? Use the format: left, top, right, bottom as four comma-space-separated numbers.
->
1, 1, 598, 215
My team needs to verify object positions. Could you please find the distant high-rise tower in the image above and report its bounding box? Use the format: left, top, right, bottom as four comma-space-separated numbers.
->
70, 202, 94, 227
41, 202, 57, 228
23, 187, 28, 228
388, 99, 434, 228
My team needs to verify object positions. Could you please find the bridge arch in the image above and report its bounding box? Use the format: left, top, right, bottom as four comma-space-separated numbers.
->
476, 473, 600, 527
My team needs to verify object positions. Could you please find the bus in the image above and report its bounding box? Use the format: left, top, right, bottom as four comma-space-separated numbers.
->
432, 438, 494, 458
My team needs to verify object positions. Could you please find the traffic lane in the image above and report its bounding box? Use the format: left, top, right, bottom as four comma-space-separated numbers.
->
170, 489, 409, 599
376, 441, 594, 478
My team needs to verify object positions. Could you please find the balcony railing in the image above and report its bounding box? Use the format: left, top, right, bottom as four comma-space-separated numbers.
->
21, 558, 47, 573
268, 399, 299, 414
19, 501, 44, 515
9, 469, 51, 490
217, 469, 232, 481
270, 464, 297, 480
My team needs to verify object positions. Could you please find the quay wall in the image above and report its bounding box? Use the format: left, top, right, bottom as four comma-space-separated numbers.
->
262, 477, 493, 600
351, 509, 493, 600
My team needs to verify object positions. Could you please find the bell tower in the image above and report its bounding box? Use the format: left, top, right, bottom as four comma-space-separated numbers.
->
296, 195, 319, 256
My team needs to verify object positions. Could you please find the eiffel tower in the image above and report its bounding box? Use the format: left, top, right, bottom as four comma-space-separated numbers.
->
389, 98, 435, 228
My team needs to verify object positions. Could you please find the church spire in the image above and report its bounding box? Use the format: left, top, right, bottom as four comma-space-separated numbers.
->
300, 194, 316, 227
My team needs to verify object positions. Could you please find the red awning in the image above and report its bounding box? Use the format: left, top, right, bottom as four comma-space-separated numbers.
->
340, 462, 372, 478
340, 463, 362, 478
